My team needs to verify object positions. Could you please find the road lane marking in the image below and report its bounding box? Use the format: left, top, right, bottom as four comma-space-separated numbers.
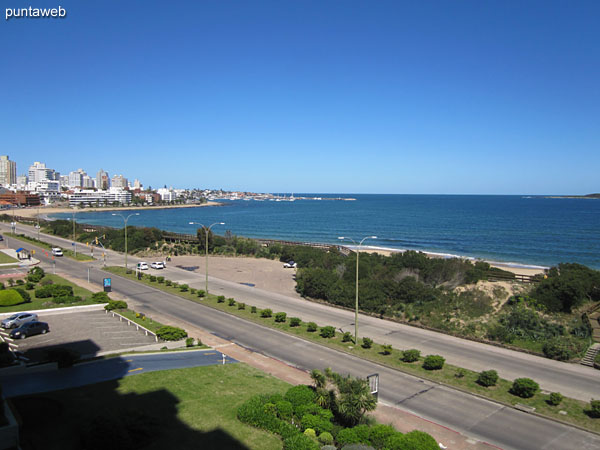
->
204, 352, 216, 355
128, 367, 143, 373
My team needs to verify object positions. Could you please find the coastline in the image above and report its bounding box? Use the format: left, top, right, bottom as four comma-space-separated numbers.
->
13, 201, 223, 219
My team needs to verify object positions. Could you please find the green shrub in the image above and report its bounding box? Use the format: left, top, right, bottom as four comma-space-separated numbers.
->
307, 322, 318, 332
197, 289, 205, 297
290, 317, 301, 327
275, 312, 287, 322
7, 278, 14, 287
477, 370, 499, 387
25, 282, 35, 290
27, 267, 45, 283
319, 431, 334, 445
16, 279, 24, 285
156, 326, 188, 341
149, 275, 157, 282
381, 344, 392, 355
190, 288, 196, 294
171, 282, 179, 288
402, 349, 421, 362
368, 424, 397, 449
261, 308, 273, 318
228, 298, 236, 306
455, 368, 466, 378
53, 295, 82, 304
547, 392, 563, 406
165, 279, 172, 286
13, 288, 31, 303
342, 331, 353, 342
399, 430, 438, 450
301, 413, 333, 434
0, 290, 24, 306
104, 300, 128, 311
251, 306, 257, 313
510, 378, 539, 398
361, 337, 373, 349
35, 284, 73, 298
157, 276, 165, 283
588, 399, 600, 418
320, 326, 335, 338
217, 295, 225, 303
91, 291, 110, 303
423, 355, 445, 370
336, 426, 371, 447
542, 337, 584, 361
237, 302, 246, 310
275, 400, 293, 421
282, 433, 320, 450
185, 337, 195, 347
303, 428, 316, 439
284, 385, 315, 411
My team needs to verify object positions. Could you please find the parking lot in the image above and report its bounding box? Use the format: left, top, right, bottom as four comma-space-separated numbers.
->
0, 308, 159, 362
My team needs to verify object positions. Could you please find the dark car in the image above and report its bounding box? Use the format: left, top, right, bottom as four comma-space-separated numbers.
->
0, 234, 3, 241
9, 321, 50, 339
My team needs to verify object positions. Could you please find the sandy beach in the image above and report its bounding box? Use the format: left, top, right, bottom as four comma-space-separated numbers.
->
11, 202, 222, 219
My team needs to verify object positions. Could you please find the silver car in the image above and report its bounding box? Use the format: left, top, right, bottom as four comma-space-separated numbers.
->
1, 312, 38, 329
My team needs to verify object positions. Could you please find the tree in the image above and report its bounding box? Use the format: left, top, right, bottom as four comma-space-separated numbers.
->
323, 369, 377, 427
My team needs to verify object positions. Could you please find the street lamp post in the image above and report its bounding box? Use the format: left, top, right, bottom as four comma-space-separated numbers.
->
71, 208, 77, 257
338, 235, 377, 345
36, 205, 40, 241
189, 221, 225, 294
112, 213, 140, 269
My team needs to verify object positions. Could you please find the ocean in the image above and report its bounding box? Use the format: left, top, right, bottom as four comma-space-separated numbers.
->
52, 195, 600, 270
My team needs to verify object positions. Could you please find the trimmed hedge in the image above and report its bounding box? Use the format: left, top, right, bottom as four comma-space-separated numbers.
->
422, 355, 445, 370
510, 378, 539, 398
547, 392, 563, 406
275, 312, 287, 323
401, 349, 420, 363
261, 308, 273, 318
307, 322, 318, 332
91, 291, 110, 303
156, 326, 188, 341
477, 370, 499, 387
320, 326, 336, 338
104, 300, 128, 311
0, 290, 24, 307
35, 284, 73, 299
290, 317, 301, 327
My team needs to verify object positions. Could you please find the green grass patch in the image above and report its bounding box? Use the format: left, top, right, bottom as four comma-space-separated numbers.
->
0, 273, 98, 313
105, 265, 600, 433
116, 308, 166, 333
0, 252, 18, 264
7, 233, 94, 261
13, 363, 289, 450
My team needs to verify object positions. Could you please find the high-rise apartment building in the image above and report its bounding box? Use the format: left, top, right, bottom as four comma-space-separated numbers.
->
96, 169, 110, 190
111, 174, 128, 189
0, 155, 17, 186
28, 162, 57, 183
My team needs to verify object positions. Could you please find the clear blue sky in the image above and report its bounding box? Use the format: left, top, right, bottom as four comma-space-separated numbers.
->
2, 1, 598, 194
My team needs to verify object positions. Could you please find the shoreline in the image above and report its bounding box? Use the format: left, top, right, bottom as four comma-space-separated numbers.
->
12, 202, 223, 220
14, 204, 547, 276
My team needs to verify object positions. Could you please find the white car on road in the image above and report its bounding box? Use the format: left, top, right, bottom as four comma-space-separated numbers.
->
151, 261, 165, 269
137, 262, 149, 270
283, 260, 297, 268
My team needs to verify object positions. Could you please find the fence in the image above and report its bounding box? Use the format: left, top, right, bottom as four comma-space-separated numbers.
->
107, 310, 159, 342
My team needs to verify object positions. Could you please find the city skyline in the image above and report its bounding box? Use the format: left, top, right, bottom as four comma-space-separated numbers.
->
3, 1, 599, 195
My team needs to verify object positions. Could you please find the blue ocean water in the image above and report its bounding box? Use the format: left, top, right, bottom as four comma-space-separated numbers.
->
53, 195, 600, 269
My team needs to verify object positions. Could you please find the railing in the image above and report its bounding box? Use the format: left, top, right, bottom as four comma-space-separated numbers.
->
106, 310, 159, 342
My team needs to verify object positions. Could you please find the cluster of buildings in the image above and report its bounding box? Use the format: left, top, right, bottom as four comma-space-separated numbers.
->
0, 155, 197, 208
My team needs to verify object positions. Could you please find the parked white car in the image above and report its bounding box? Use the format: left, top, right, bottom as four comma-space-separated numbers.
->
137, 262, 149, 270
51, 247, 63, 257
283, 260, 297, 269
151, 261, 165, 269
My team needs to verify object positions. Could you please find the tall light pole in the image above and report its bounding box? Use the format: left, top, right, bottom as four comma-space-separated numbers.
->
36, 205, 40, 241
71, 208, 77, 257
189, 221, 224, 294
112, 212, 140, 269
338, 235, 377, 345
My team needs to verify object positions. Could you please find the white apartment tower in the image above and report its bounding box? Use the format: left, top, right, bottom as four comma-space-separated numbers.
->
0, 155, 17, 186
96, 169, 110, 190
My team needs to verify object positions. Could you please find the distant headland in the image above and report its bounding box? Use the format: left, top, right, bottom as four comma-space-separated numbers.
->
545, 193, 600, 199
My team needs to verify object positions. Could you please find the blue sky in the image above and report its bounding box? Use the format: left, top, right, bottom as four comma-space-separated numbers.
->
2, 1, 598, 194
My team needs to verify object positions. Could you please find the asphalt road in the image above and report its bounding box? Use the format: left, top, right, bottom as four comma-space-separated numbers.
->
6, 221, 597, 402
4, 223, 600, 449
0, 350, 236, 398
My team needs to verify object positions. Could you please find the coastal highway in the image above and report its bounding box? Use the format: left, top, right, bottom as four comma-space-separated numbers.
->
4, 222, 599, 402
3, 224, 600, 449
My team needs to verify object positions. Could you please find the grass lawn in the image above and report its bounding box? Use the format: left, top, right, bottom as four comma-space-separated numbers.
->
0, 273, 99, 313
13, 363, 290, 450
105, 265, 600, 433
0, 252, 18, 264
